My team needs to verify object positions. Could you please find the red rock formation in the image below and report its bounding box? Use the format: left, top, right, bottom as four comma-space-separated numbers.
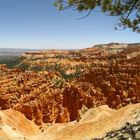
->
0, 43, 139, 125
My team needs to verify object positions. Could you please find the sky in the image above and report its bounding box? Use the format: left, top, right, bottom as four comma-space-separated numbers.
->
0, 0, 139, 49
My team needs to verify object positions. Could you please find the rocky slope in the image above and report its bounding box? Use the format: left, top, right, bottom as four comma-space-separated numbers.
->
1, 104, 140, 140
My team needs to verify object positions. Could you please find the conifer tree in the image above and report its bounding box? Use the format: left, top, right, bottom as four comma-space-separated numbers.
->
55, 0, 140, 32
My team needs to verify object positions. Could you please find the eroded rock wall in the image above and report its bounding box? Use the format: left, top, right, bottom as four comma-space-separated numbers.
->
0, 44, 139, 125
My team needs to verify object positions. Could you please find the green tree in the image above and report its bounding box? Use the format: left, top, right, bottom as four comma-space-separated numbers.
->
55, 0, 140, 32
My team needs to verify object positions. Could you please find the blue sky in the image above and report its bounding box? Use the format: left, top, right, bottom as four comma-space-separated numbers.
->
0, 0, 139, 49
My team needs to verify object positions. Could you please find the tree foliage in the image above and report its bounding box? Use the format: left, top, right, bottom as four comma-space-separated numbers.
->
55, 0, 140, 32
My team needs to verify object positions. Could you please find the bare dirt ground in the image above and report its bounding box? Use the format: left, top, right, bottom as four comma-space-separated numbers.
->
1, 103, 140, 140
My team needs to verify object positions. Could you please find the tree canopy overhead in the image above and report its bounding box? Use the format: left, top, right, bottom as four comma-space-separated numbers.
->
55, 0, 140, 33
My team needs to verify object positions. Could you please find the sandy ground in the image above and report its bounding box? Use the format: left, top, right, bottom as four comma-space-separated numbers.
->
0, 109, 39, 140
1, 103, 140, 140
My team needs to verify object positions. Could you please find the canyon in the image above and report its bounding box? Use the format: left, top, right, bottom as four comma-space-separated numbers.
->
0, 43, 139, 140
